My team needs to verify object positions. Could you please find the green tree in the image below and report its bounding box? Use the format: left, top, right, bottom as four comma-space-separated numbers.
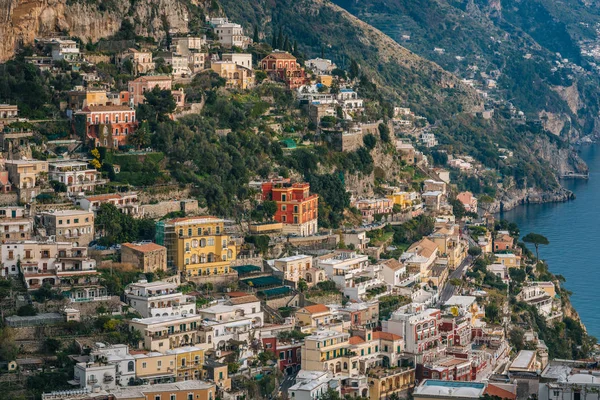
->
468, 246, 482, 257
378, 122, 390, 142
127, 121, 151, 149
253, 25, 259, 43
349, 59, 360, 80
17, 304, 37, 316
298, 279, 308, 293
262, 200, 277, 220
363, 133, 377, 150
522, 232, 549, 261
137, 86, 177, 126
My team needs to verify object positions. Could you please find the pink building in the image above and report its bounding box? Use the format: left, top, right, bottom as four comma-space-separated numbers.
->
456, 191, 478, 213
353, 198, 393, 222
128, 75, 185, 108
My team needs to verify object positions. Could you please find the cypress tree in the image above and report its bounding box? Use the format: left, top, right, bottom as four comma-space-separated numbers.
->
253, 25, 259, 43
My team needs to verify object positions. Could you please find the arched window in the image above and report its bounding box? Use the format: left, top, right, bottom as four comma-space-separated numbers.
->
128, 361, 134, 372
200, 239, 206, 248
192, 239, 199, 248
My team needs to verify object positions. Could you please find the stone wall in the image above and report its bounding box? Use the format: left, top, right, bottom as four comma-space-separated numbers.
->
0, 192, 18, 205
305, 292, 343, 305
230, 256, 263, 268
265, 293, 301, 309
140, 199, 200, 218
187, 272, 238, 290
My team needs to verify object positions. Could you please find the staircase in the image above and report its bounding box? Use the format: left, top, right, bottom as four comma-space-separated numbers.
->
262, 303, 284, 324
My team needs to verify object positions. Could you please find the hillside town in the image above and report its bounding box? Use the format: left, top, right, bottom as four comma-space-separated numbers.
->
0, 11, 595, 400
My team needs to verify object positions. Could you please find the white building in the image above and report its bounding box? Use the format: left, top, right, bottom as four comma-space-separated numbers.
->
273, 254, 313, 283
221, 53, 252, 69
214, 23, 251, 49
48, 159, 106, 194
382, 303, 441, 359
73, 343, 135, 390
289, 370, 339, 400
380, 259, 409, 287
420, 132, 438, 148
318, 250, 370, 289
125, 280, 196, 318
306, 58, 337, 75
49, 39, 80, 62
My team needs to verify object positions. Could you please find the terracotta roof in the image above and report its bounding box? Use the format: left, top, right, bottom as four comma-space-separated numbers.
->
85, 105, 133, 112
373, 331, 402, 341
379, 259, 404, 271
85, 193, 121, 202
227, 291, 253, 298
300, 304, 330, 314
122, 242, 166, 253
168, 216, 220, 223
228, 295, 259, 305
349, 336, 365, 345
263, 52, 296, 60
407, 238, 438, 259
484, 384, 517, 400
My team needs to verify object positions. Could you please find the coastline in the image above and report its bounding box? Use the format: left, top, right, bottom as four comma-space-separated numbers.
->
486, 186, 575, 213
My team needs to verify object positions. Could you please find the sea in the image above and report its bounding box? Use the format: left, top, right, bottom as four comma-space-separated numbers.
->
498, 144, 600, 338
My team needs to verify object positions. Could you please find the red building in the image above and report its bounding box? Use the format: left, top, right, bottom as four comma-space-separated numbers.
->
74, 105, 138, 149
439, 315, 472, 347
262, 336, 302, 374
261, 182, 318, 237
260, 51, 309, 89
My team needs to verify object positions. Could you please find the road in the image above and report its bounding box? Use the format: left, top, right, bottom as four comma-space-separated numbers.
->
439, 254, 473, 304
279, 370, 298, 394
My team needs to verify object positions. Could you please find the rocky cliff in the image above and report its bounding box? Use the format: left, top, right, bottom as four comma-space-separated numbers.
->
0, 0, 192, 62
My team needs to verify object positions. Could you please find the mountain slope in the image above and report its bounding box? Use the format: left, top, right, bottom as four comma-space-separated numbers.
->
331, 0, 600, 140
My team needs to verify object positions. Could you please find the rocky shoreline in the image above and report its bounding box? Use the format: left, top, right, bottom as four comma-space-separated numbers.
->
487, 186, 576, 213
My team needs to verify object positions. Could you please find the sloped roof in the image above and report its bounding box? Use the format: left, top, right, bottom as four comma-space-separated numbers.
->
373, 331, 402, 341
300, 304, 330, 314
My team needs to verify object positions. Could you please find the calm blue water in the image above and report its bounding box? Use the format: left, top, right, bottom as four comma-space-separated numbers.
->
499, 144, 600, 338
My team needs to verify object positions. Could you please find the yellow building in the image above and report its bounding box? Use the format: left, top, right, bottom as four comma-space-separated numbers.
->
134, 352, 177, 384
210, 61, 254, 89
156, 216, 237, 277
386, 191, 413, 210
295, 304, 332, 329
167, 346, 204, 381
368, 366, 415, 400
301, 330, 358, 374
318, 75, 333, 87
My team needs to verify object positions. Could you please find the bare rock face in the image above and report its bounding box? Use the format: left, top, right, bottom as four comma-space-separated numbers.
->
0, 0, 191, 62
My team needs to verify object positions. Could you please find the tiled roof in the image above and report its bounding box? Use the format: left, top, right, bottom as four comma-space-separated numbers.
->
373, 331, 402, 341
349, 336, 365, 345
122, 242, 165, 253
263, 52, 296, 60
301, 304, 329, 314
484, 384, 517, 400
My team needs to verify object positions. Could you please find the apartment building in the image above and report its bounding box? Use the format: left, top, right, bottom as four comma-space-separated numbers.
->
118, 48, 155, 74
73, 343, 136, 389
0, 206, 33, 241
74, 105, 138, 149
318, 250, 370, 289
368, 366, 416, 400
121, 242, 168, 272
295, 304, 333, 329
210, 61, 254, 89
352, 198, 393, 223
129, 297, 262, 352
261, 181, 318, 237
166, 346, 205, 382
273, 254, 312, 283
301, 329, 356, 373
155, 216, 237, 278
76, 192, 139, 216
125, 280, 196, 318
221, 53, 252, 69
1, 240, 105, 301
134, 351, 177, 384
39, 210, 94, 247
171, 36, 208, 55
128, 75, 185, 107
383, 303, 442, 362
214, 23, 251, 48
48, 159, 106, 194
261, 51, 309, 89
4, 159, 48, 201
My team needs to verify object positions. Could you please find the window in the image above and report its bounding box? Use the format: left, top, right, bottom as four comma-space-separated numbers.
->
279, 352, 285, 360
171, 395, 176, 400
157, 360, 162, 367
188, 395, 193, 400
128, 361, 134, 372
155, 396, 161, 400
142, 362, 147, 368
74, 218, 79, 223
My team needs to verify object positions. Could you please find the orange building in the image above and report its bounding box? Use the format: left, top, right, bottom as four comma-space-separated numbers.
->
74, 105, 138, 149
260, 51, 309, 89
262, 182, 318, 236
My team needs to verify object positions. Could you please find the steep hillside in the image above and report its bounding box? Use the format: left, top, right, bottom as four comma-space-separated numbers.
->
0, 0, 193, 62
332, 0, 600, 140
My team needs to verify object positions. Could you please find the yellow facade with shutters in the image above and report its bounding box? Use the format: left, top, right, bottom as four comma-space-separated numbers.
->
165, 217, 237, 277
172, 347, 204, 381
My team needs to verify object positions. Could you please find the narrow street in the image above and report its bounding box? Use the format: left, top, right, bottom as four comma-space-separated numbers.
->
439, 254, 473, 304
